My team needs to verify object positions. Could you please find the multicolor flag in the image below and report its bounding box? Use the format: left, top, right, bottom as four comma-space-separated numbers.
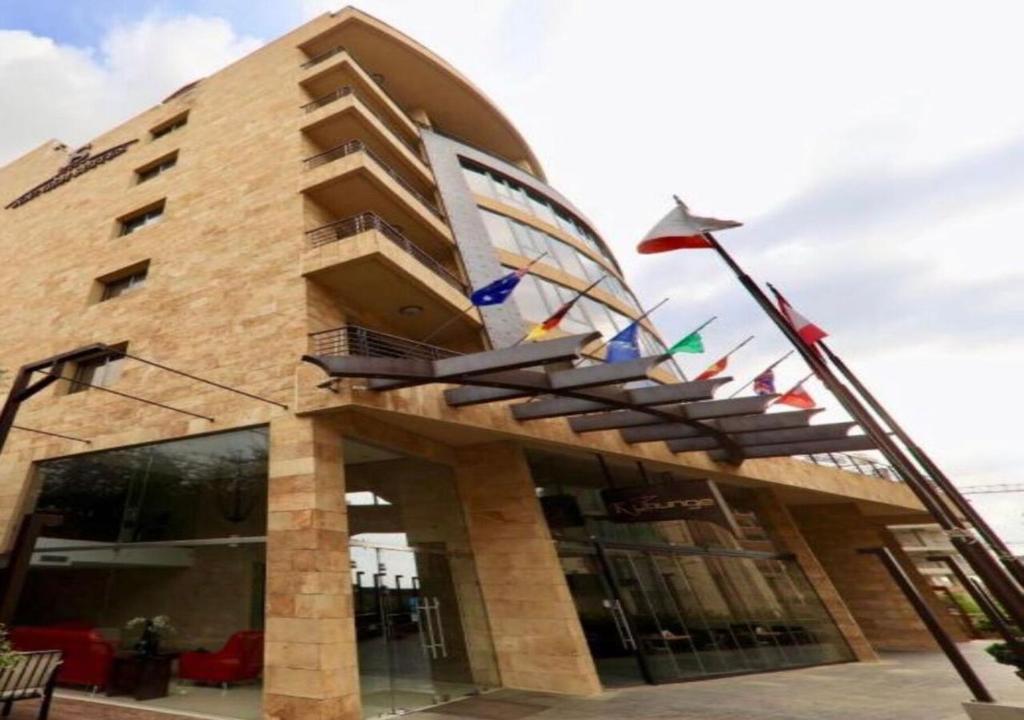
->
771, 286, 827, 347
696, 355, 729, 381
470, 266, 528, 306
637, 200, 742, 254
524, 277, 603, 342
753, 368, 776, 396
605, 322, 641, 363
777, 383, 815, 409
668, 330, 704, 354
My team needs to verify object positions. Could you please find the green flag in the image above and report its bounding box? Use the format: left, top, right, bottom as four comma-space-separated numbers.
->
668, 331, 704, 354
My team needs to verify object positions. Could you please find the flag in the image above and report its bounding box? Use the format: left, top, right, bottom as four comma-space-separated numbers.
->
637, 201, 742, 254
605, 322, 641, 363
668, 331, 704, 354
753, 368, 776, 396
773, 288, 827, 347
778, 383, 815, 409
470, 267, 527, 306
696, 355, 728, 381
525, 300, 577, 341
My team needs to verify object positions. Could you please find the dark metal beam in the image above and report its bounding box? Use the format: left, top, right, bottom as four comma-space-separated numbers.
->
569, 410, 667, 433
628, 378, 731, 405
709, 435, 875, 460
679, 395, 778, 420
620, 409, 822, 444
665, 422, 856, 454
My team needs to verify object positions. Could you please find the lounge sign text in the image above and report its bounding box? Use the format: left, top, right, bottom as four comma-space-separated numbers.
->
5, 140, 138, 210
601, 479, 739, 533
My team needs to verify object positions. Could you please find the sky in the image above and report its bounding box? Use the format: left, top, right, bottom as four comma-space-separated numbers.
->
2, 1, 1023, 544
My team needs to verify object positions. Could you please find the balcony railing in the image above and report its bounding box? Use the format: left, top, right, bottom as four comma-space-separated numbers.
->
303, 139, 443, 220
300, 45, 346, 70
301, 86, 420, 155
305, 212, 465, 292
799, 451, 899, 481
309, 324, 460, 360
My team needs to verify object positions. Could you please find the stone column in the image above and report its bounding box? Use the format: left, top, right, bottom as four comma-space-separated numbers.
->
264, 415, 359, 720
453, 442, 602, 696
791, 502, 968, 651
754, 490, 877, 661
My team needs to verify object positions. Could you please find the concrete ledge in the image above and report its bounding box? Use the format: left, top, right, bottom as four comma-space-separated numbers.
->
964, 701, 1024, 719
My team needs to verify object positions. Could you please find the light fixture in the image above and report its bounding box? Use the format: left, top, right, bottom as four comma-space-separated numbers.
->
399, 305, 423, 316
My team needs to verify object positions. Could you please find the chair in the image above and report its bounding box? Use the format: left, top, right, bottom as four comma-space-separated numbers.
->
9, 627, 114, 690
0, 650, 62, 720
178, 631, 264, 687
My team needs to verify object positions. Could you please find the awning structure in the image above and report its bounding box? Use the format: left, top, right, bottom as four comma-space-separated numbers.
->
302, 332, 875, 465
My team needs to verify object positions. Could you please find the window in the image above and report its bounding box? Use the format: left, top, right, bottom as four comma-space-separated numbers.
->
119, 202, 164, 236
67, 346, 127, 394
150, 112, 188, 140
100, 263, 149, 301
135, 153, 177, 183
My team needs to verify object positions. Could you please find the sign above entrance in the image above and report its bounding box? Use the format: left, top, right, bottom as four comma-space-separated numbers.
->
601, 479, 738, 533
5, 140, 138, 209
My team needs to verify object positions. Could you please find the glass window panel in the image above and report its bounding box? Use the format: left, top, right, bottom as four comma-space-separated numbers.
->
512, 274, 551, 322
551, 240, 586, 280
526, 192, 558, 226
462, 165, 494, 197
577, 253, 605, 283
581, 298, 617, 339
533, 276, 564, 315
479, 209, 519, 253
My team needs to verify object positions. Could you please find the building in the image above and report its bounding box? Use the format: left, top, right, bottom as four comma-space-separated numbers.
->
0, 8, 968, 720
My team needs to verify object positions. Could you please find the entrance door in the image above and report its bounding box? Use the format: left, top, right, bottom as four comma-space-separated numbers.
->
352, 542, 491, 718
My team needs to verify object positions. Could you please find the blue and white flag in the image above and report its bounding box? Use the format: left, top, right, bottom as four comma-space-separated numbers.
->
470, 267, 527, 307
605, 322, 641, 364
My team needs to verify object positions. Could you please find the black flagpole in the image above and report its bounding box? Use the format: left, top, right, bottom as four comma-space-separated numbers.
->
814, 337, 1024, 589
684, 201, 1024, 628
728, 350, 794, 398
697, 335, 754, 378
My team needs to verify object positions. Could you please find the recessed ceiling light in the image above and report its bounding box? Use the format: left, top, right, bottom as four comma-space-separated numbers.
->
399, 305, 423, 316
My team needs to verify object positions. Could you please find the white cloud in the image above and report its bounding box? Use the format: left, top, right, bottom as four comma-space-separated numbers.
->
0, 15, 260, 165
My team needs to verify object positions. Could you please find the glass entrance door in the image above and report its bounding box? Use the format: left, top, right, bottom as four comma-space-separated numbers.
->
561, 541, 855, 687
352, 542, 492, 718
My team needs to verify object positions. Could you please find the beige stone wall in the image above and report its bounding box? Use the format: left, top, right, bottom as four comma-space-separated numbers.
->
791, 503, 969, 651
453, 442, 601, 696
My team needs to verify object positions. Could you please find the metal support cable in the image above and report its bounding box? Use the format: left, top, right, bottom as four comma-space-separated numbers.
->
55, 375, 214, 422
116, 350, 288, 410
12, 425, 90, 444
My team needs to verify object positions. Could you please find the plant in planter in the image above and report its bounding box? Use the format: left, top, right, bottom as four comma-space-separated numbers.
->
126, 615, 175, 657
985, 641, 1024, 678
0, 624, 17, 672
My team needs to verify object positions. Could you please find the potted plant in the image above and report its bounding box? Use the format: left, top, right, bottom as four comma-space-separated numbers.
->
985, 641, 1024, 679
125, 615, 175, 657
0, 624, 17, 672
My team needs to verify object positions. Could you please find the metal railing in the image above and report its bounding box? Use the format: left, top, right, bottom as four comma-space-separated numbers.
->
305, 212, 465, 292
300, 45, 346, 69
303, 139, 443, 219
799, 451, 899, 481
309, 324, 460, 361
301, 86, 420, 155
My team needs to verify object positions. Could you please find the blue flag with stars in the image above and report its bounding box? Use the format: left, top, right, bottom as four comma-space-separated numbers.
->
470, 268, 526, 307
605, 322, 641, 363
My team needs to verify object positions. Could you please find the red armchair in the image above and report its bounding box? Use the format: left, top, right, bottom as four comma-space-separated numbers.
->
10, 625, 115, 689
178, 631, 264, 686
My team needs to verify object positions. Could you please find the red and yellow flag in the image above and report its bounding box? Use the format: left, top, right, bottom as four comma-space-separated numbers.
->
696, 355, 729, 381
777, 384, 815, 409
525, 301, 575, 341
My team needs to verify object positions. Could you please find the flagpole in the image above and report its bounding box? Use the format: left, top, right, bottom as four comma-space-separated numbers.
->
420, 252, 549, 344
682, 198, 1024, 628
716, 335, 754, 361
817, 337, 1024, 588
666, 315, 718, 382
769, 372, 814, 406
513, 275, 605, 346
587, 297, 670, 359
728, 350, 794, 398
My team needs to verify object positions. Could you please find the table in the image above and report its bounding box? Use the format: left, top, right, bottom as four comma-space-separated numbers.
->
106, 653, 177, 701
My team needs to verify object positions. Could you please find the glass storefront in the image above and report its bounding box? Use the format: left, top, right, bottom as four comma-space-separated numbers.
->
343, 440, 498, 718
14, 428, 268, 719
529, 449, 854, 687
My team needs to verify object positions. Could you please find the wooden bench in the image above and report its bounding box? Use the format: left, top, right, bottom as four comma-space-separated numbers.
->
0, 651, 62, 720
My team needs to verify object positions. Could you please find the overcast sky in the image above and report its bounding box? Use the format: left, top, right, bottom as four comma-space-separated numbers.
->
2, 1, 1023, 544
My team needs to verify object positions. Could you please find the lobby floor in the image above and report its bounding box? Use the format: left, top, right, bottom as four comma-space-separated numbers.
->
8, 642, 1024, 720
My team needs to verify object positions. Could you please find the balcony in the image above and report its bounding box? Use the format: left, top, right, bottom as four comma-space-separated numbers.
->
300, 88, 430, 195
302, 214, 478, 345
301, 139, 451, 245
300, 45, 346, 70
307, 212, 463, 292
309, 324, 460, 360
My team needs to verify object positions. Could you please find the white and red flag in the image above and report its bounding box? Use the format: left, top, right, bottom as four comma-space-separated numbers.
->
637, 199, 742, 254
770, 286, 827, 347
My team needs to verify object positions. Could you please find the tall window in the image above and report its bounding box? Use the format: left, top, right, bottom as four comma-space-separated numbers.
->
68, 347, 126, 394
119, 202, 164, 236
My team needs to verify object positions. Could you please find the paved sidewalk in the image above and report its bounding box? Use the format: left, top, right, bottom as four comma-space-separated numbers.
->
411, 642, 1024, 720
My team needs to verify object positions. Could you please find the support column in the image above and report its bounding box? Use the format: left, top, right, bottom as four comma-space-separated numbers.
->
791, 502, 969, 651
453, 442, 601, 696
754, 490, 877, 661
264, 415, 359, 720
